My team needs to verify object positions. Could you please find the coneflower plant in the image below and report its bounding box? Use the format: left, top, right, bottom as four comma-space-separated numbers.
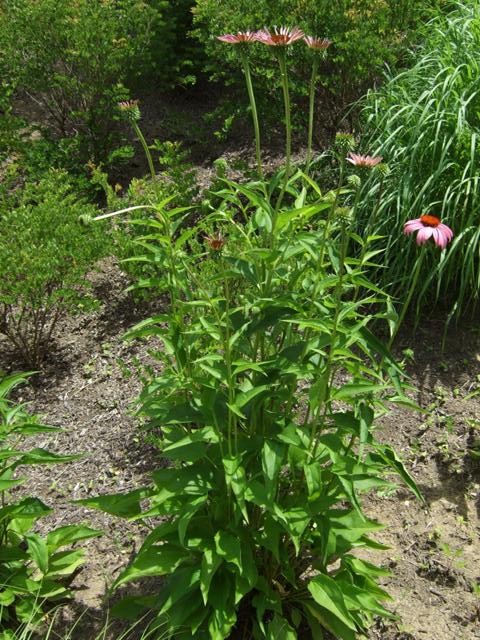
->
81, 34, 427, 638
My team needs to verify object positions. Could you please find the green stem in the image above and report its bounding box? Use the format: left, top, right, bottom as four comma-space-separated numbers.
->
306, 58, 319, 171
132, 121, 156, 183
240, 50, 263, 180
310, 220, 349, 457
274, 49, 292, 218
317, 158, 345, 273
387, 250, 425, 351
224, 273, 235, 456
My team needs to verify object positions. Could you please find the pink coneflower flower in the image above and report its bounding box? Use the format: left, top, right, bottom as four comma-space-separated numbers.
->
217, 31, 257, 44
255, 26, 305, 46
304, 36, 332, 50
404, 215, 453, 249
346, 152, 383, 168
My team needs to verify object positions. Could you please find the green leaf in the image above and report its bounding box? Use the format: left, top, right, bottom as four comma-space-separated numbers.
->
267, 613, 297, 639
332, 382, 387, 401
160, 567, 201, 615
223, 456, 248, 522
46, 549, 85, 576
17, 448, 81, 465
0, 372, 34, 399
308, 574, 357, 631
372, 444, 423, 502
200, 548, 223, 605
214, 531, 242, 573
262, 440, 285, 501
25, 532, 49, 574
113, 545, 190, 589
255, 207, 273, 232
303, 601, 356, 640
0, 478, 24, 491
75, 487, 152, 518
46, 525, 103, 549
178, 496, 208, 545
163, 426, 218, 462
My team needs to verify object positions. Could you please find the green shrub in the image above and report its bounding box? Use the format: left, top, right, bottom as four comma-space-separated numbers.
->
0, 372, 102, 632
0, 170, 110, 366
355, 0, 480, 320
0, 0, 159, 165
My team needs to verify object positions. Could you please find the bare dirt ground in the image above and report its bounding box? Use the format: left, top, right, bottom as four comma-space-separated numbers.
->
1, 259, 479, 640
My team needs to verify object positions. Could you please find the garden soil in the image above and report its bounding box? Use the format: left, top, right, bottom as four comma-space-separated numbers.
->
1, 258, 479, 640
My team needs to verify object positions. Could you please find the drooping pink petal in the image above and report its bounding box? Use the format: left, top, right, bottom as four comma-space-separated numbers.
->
404, 219, 424, 234
217, 31, 257, 44
416, 226, 434, 245
304, 36, 332, 50
438, 222, 453, 240
346, 152, 383, 167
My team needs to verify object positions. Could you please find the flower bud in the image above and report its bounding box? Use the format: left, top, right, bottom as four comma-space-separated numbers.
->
335, 206, 353, 224
347, 174, 361, 190
118, 99, 141, 122
375, 162, 391, 177
335, 132, 355, 152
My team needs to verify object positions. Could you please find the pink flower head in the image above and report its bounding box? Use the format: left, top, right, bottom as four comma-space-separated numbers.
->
255, 26, 305, 47
304, 36, 332, 50
346, 152, 383, 168
217, 31, 257, 44
404, 214, 453, 249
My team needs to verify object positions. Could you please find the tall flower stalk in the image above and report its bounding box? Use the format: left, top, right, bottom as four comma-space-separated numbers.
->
217, 32, 263, 179
304, 36, 331, 170
239, 50, 263, 179
275, 47, 292, 213
254, 27, 304, 216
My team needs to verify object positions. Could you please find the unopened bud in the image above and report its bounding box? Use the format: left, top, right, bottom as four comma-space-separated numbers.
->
335, 206, 353, 224
335, 132, 355, 152
118, 99, 141, 122
375, 162, 391, 177
347, 174, 361, 190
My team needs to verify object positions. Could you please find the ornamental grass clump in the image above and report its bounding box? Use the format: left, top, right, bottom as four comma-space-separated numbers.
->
82, 27, 432, 640
356, 0, 480, 319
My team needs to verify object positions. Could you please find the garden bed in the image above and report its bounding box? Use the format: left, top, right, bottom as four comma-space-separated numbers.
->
1, 259, 478, 639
